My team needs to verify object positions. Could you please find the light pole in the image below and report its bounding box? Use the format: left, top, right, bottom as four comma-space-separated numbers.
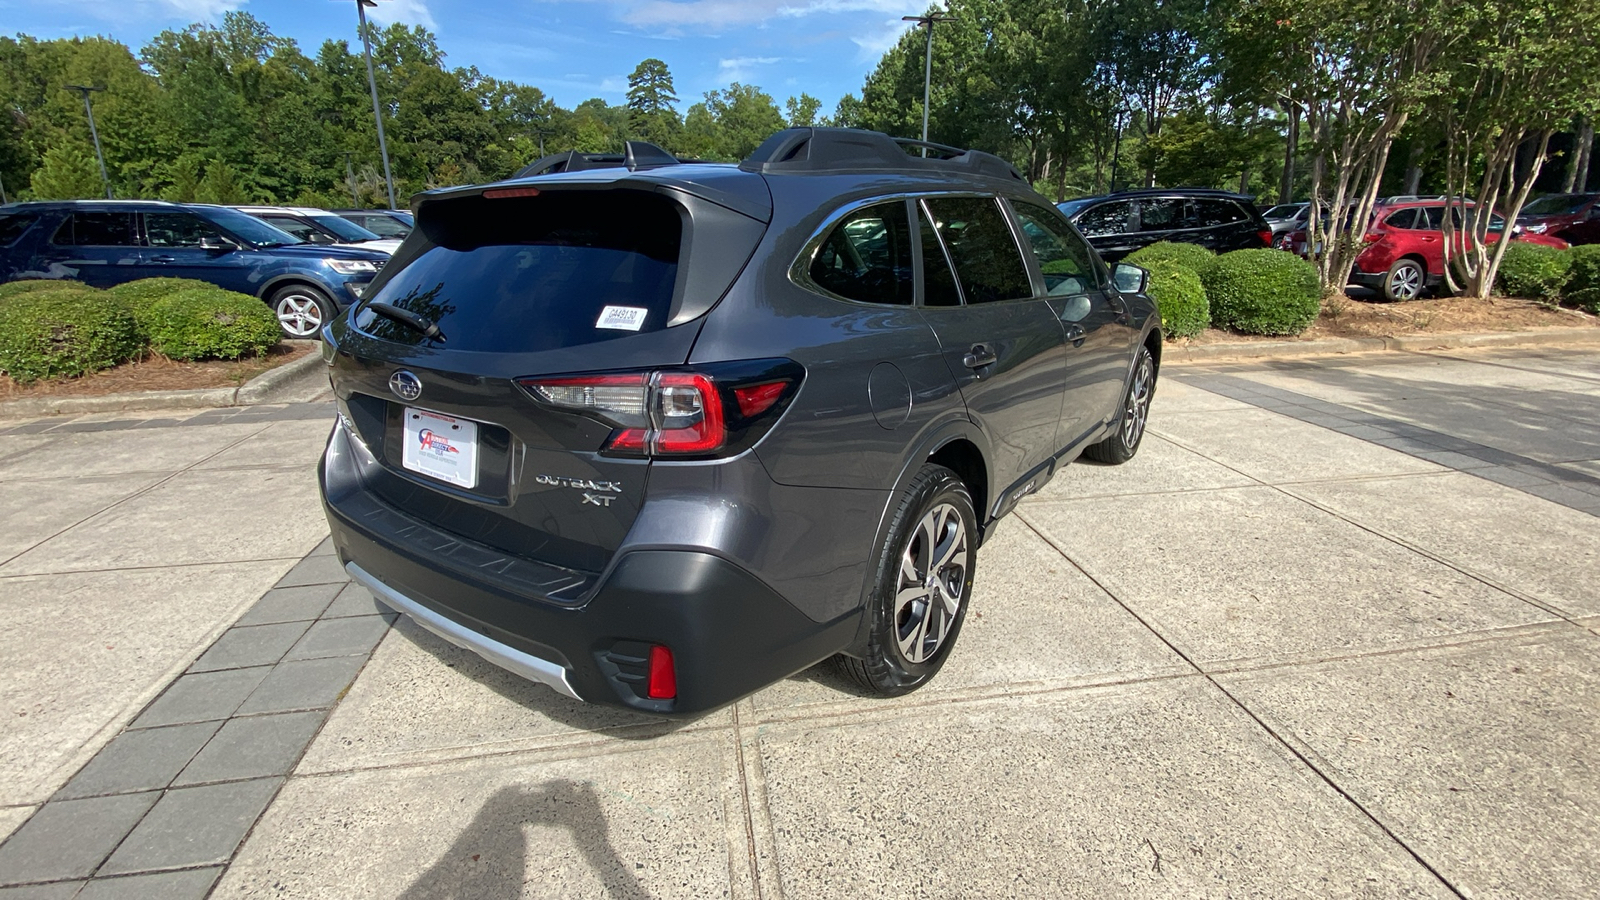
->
354, 0, 398, 210
902, 9, 952, 153
65, 84, 113, 199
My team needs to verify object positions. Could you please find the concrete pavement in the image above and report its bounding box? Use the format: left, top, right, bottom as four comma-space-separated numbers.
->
1, 347, 1598, 897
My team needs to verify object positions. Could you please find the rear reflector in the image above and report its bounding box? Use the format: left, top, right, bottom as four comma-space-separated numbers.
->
483, 187, 541, 199
647, 645, 676, 699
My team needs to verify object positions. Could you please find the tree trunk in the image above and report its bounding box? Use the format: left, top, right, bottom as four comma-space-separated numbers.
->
1404, 142, 1423, 195
1576, 120, 1595, 192
1280, 102, 1299, 204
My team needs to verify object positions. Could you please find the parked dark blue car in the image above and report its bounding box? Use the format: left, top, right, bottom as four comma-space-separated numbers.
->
0, 200, 391, 337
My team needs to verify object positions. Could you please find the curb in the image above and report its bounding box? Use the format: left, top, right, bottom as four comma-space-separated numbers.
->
0, 347, 326, 420
1164, 326, 1600, 364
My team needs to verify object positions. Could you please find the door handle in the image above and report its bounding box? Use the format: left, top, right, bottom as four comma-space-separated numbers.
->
1065, 324, 1086, 346
148, 255, 176, 263
962, 343, 998, 370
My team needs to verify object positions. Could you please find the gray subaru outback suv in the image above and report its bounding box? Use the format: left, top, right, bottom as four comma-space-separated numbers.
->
320, 128, 1161, 716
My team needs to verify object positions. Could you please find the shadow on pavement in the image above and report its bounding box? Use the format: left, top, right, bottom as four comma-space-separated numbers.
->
400, 780, 652, 900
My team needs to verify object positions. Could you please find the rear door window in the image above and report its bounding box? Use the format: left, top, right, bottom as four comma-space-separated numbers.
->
51, 211, 137, 246
920, 197, 1032, 304
357, 189, 682, 353
0, 213, 39, 246
807, 201, 913, 305
1138, 198, 1191, 232
1075, 201, 1132, 237
1011, 202, 1098, 295
144, 212, 225, 247
1384, 208, 1419, 230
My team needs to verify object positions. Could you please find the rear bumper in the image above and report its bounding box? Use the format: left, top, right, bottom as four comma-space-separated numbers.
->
321, 422, 858, 717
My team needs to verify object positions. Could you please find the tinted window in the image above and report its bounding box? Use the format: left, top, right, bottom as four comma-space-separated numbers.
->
1196, 199, 1248, 227
309, 214, 381, 243
1420, 206, 1445, 230
1012, 202, 1097, 296
194, 207, 303, 246
1075, 201, 1132, 237
1138, 198, 1191, 232
808, 201, 913, 305
1384, 208, 1419, 230
357, 190, 681, 353
1522, 193, 1592, 216
354, 215, 409, 237
0, 213, 39, 246
51, 211, 136, 246
261, 216, 331, 244
921, 197, 1031, 304
917, 206, 962, 307
145, 212, 225, 248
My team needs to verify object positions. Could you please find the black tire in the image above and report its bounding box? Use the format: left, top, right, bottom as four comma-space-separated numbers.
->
1083, 344, 1156, 465
268, 284, 335, 339
839, 464, 978, 696
1382, 257, 1426, 302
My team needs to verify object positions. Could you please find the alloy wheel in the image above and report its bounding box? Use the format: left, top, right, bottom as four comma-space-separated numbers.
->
1121, 353, 1154, 448
893, 502, 969, 664
1388, 263, 1423, 301
274, 293, 324, 337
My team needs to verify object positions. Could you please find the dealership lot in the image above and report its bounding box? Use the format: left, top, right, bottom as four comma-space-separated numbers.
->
0, 347, 1597, 898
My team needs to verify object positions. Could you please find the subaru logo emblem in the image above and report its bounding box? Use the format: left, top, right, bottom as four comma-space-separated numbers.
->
389, 370, 423, 401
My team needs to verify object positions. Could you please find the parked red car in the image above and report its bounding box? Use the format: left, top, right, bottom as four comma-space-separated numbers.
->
1515, 192, 1600, 246
1281, 199, 1571, 301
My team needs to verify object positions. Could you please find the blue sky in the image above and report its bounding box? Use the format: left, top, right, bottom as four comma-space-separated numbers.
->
4, 0, 934, 114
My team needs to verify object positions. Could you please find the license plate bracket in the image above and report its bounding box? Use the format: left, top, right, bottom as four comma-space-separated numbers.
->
400, 407, 480, 489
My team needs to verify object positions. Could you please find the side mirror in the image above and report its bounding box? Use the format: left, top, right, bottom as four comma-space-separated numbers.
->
198, 236, 233, 251
1112, 262, 1149, 294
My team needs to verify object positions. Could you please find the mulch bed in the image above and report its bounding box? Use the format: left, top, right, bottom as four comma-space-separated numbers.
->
0, 342, 315, 400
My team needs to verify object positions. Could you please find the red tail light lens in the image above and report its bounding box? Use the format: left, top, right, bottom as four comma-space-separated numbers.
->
518, 359, 802, 459
647, 645, 676, 699
1257, 229, 1273, 246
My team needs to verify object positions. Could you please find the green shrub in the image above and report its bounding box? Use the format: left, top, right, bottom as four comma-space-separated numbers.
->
146, 287, 280, 361
0, 288, 143, 383
0, 279, 86, 303
1564, 245, 1600, 314
1494, 242, 1570, 303
1202, 248, 1321, 335
1142, 259, 1210, 338
1125, 241, 1218, 277
107, 278, 216, 328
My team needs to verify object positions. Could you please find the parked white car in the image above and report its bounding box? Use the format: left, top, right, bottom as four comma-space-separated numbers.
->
233, 206, 402, 255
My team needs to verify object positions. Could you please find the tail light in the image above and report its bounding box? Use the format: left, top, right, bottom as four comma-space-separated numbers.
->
1257, 228, 1273, 246
518, 358, 804, 459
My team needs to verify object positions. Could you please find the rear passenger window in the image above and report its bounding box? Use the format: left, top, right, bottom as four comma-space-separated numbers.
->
918, 207, 962, 307
0, 213, 39, 246
1196, 200, 1248, 227
357, 189, 682, 353
1011, 203, 1097, 295
1075, 201, 1132, 237
1138, 198, 1191, 232
145, 212, 225, 248
808, 201, 913, 305
51, 212, 136, 246
921, 197, 1031, 304
1384, 209, 1419, 229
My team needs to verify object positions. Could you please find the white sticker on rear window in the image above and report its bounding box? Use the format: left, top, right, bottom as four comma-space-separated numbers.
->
596, 305, 648, 331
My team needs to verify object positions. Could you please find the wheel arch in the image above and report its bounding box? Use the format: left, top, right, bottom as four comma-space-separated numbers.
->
257, 274, 341, 308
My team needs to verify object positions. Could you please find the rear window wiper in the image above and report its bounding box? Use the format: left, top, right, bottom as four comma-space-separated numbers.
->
367, 302, 446, 343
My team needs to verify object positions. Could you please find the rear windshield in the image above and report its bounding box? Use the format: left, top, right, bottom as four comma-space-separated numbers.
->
356, 190, 682, 353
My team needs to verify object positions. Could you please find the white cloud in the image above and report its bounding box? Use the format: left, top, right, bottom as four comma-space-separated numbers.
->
619, 0, 921, 31
717, 55, 780, 82
156, 0, 244, 20
366, 0, 438, 31
851, 17, 915, 63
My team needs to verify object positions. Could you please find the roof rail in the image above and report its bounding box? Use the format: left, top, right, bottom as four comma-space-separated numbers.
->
514, 141, 682, 178
740, 128, 1025, 182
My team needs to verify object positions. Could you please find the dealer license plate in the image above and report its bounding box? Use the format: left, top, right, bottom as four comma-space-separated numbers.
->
400, 407, 480, 489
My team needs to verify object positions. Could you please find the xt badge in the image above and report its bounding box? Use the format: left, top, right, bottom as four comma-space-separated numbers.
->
582, 492, 615, 507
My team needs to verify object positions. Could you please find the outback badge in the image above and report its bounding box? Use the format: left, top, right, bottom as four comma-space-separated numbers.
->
389, 370, 423, 401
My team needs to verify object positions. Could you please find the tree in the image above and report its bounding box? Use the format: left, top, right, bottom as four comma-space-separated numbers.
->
1433, 1, 1600, 298
626, 58, 680, 148
29, 143, 102, 198
785, 93, 821, 128
196, 157, 248, 203
703, 84, 785, 161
